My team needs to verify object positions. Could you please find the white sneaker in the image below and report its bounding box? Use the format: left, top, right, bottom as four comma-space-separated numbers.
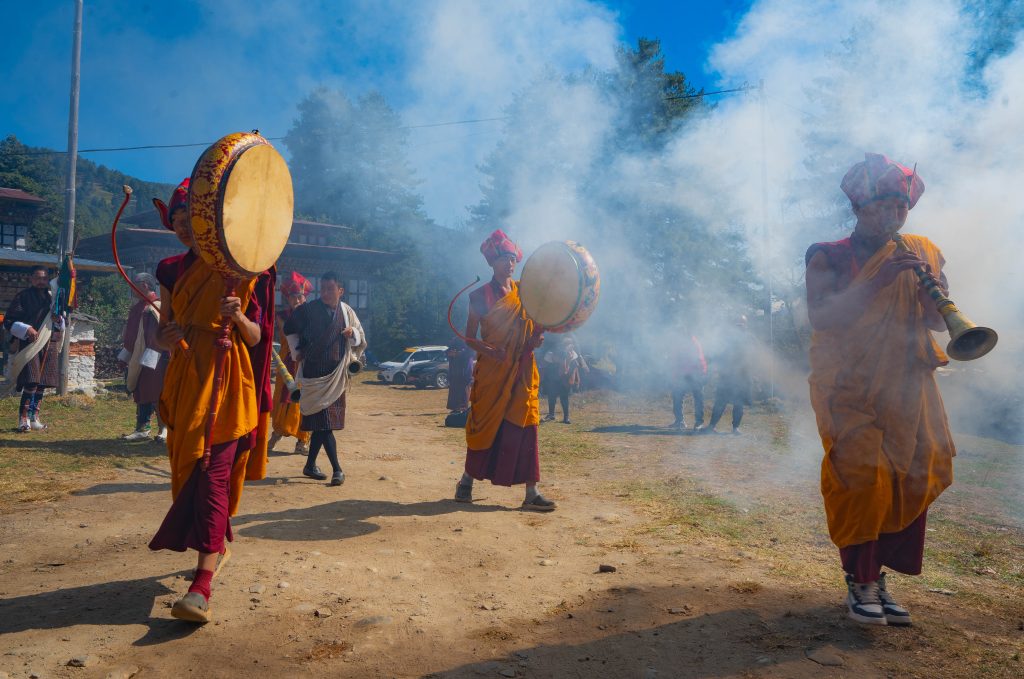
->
17, 418, 30, 432
29, 418, 46, 431
877, 572, 912, 626
155, 427, 168, 443
124, 429, 151, 442
845, 574, 887, 625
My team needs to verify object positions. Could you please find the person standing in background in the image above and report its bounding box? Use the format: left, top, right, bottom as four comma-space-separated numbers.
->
669, 329, 706, 431
118, 272, 169, 442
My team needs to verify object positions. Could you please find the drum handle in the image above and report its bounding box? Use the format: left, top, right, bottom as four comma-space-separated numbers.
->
111, 185, 190, 353
201, 278, 237, 471
446, 276, 480, 343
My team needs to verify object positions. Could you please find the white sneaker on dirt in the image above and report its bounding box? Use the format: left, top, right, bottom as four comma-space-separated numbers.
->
29, 418, 46, 431
124, 429, 151, 442
17, 418, 30, 432
877, 572, 912, 626
155, 427, 168, 443
845, 574, 887, 625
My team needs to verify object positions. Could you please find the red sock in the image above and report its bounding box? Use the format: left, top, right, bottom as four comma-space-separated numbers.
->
188, 568, 213, 600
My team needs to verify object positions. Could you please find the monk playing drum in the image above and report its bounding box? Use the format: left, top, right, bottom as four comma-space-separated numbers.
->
454, 230, 555, 511
148, 179, 276, 623
268, 271, 313, 456
805, 153, 955, 627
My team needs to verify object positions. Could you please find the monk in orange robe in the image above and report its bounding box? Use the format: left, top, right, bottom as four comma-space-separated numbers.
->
806, 154, 955, 627
268, 271, 312, 455
147, 179, 274, 623
453, 230, 554, 511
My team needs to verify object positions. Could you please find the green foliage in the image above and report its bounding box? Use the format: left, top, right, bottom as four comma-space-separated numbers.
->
470, 39, 759, 333
78, 274, 133, 347
0, 135, 175, 254
283, 89, 464, 356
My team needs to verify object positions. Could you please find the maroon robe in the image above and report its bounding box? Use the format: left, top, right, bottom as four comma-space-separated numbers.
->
806, 236, 929, 581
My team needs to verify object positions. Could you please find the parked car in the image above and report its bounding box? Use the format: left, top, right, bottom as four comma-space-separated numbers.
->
377, 345, 448, 385
407, 356, 450, 389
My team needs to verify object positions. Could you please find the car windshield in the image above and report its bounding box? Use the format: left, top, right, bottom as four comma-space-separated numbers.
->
387, 350, 415, 363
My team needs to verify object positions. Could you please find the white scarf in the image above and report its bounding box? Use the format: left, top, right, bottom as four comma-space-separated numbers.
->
297, 302, 367, 416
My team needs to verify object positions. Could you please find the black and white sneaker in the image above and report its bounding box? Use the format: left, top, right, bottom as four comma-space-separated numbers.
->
877, 572, 912, 626
845, 573, 887, 625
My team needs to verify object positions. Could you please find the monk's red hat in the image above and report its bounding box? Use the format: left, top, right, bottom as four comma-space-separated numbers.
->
480, 229, 523, 265
153, 178, 190, 230
281, 270, 313, 297
841, 153, 925, 210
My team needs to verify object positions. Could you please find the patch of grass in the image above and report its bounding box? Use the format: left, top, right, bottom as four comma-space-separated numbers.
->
616, 477, 755, 542
0, 391, 162, 508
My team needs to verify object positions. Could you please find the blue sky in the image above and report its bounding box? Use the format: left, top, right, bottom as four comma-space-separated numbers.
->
0, 1, 751, 223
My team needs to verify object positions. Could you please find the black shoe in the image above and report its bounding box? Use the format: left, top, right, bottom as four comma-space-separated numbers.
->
303, 466, 327, 481
330, 470, 345, 486
562, 418, 571, 424
454, 481, 473, 503
522, 494, 557, 512
542, 413, 555, 422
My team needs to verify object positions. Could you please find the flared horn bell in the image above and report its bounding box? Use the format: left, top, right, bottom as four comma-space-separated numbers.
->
944, 314, 998, 361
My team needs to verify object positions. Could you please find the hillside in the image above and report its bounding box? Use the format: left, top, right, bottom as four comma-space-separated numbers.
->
0, 135, 175, 253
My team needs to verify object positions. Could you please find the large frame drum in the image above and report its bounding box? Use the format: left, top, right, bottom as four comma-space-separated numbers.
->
519, 241, 600, 333
188, 132, 293, 280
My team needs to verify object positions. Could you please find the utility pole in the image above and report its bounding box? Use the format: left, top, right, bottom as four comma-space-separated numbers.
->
58, 0, 83, 396
758, 78, 774, 399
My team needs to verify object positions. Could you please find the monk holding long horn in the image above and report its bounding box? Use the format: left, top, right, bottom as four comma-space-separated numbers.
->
806, 154, 955, 628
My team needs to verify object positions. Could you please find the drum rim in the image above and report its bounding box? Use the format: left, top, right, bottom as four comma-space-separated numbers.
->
523, 241, 585, 330
214, 138, 266, 278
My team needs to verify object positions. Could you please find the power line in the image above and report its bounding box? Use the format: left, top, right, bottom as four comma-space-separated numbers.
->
664, 84, 757, 101
5, 84, 756, 157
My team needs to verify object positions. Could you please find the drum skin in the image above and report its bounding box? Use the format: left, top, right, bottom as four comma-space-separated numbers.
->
519, 241, 600, 333
189, 132, 294, 279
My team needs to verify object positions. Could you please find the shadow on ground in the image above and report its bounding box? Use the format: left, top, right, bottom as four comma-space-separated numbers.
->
234, 498, 505, 542
429, 583, 900, 679
0, 574, 200, 646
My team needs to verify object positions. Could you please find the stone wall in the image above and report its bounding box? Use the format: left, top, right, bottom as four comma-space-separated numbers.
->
67, 314, 98, 395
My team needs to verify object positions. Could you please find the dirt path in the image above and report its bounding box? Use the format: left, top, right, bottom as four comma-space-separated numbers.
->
0, 383, 1019, 678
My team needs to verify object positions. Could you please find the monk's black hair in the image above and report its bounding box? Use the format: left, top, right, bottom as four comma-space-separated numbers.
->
29, 264, 48, 276
321, 270, 342, 285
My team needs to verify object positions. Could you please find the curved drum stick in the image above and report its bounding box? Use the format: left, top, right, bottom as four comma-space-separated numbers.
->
111, 185, 190, 353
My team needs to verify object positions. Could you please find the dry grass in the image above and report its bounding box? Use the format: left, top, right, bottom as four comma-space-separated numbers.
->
0, 390, 161, 508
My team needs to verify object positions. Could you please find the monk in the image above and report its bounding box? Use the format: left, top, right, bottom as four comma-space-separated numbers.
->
453, 230, 555, 511
118, 272, 169, 442
147, 179, 275, 623
268, 271, 313, 456
806, 153, 955, 627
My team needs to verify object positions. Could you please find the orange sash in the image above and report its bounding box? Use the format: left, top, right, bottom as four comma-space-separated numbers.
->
809, 234, 955, 548
158, 258, 259, 501
465, 282, 540, 450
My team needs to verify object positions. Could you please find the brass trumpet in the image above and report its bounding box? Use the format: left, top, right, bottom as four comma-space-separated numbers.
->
893, 234, 997, 361
271, 348, 301, 400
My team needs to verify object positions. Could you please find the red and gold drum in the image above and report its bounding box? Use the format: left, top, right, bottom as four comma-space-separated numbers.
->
188, 132, 293, 279
519, 240, 600, 333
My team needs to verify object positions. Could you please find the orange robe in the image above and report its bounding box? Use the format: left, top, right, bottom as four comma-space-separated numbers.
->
809, 234, 955, 549
270, 318, 309, 442
465, 281, 539, 450
158, 256, 260, 510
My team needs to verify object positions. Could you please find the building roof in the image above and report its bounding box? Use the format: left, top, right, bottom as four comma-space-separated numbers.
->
0, 249, 120, 272
0, 187, 46, 204
121, 209, 353, 232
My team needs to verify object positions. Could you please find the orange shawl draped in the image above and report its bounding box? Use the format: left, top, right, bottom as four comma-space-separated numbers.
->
270, 323, 308, 441
809, 234, 955, 548
158, 257, 259, 503
465, 282, 540, 450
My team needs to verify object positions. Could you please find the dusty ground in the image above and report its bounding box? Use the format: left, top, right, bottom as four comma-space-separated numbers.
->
0, 378, 1021, 679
